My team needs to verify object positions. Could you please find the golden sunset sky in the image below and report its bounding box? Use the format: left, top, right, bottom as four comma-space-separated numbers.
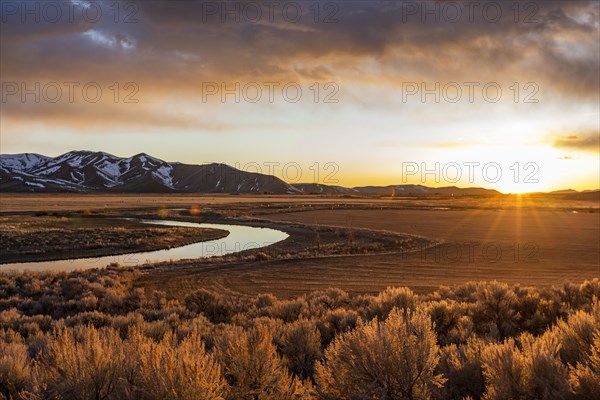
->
1, 0, 599, 192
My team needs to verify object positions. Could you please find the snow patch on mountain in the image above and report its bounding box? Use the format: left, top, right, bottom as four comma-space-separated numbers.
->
36, 165, 61, 175
25, 181, 45, 188
0, 153, 50, 172
153, 165, 174, 188
97, 160, 121, 180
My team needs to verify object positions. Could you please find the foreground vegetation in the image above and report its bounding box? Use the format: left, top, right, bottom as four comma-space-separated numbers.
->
0, 268, 599, 399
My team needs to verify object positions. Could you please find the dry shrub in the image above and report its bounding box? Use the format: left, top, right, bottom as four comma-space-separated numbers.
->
425, 299, 471, 345
261, 299, 308, 323
254, 293, 278, 309
0, 338, 34, 399
471, 281, 520, 340
184, 289, 234, 323
278, 319, 322, 379
304, 288, 351, 315
481, 332, 571, 400
34, 326, 126, 400
550, 305, 600, 366
215, 325, 314, 399
569, 332, 600, 399
2, 273, 600, 399
130, 330, 229, 400
368, 286, 418, 319
32, 325, 229, 400
316, 308, 445, 399
435, 337, 486, 400
317, 308, 359, 346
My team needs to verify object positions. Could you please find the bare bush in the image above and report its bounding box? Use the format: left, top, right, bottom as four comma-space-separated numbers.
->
550, 305, 600, 366
215, 325, 313, 399
0, 337, 34, 399
34, 326, 126, 400
278, 319, 322, 379
471, 281, 520, 340
1, 270, 599, 399
316, 308, 445, 399
435, 337, 486, 400
368, 286, 419, 319
481, 332, 571, 400
130, 330, 229, 400
569, 332, 600, 399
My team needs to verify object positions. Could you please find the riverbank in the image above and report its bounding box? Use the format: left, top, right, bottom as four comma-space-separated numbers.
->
0, 215, 228, 264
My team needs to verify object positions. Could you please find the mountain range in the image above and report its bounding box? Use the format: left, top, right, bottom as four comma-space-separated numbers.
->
0, 151, 297, 194
0, 151, 595, 198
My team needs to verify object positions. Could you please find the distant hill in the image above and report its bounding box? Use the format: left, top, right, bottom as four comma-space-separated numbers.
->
2, 151, 592, 198
293, 183, 358, 195
294, 183, 500, 196
547, 190, 600, 202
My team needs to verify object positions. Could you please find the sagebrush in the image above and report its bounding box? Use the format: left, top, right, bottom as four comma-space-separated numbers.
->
1, 269, 599, 399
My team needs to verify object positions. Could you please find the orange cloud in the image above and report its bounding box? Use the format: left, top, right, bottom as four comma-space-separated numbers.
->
552, 132, 600, 152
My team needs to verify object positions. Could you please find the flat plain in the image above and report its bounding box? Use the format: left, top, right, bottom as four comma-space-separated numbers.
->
1, 193, 596, 212
1, 194, 598, 298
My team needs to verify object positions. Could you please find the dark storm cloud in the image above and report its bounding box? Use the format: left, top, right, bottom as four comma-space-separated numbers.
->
1, 0, 598, 126
0, 0, 95, 40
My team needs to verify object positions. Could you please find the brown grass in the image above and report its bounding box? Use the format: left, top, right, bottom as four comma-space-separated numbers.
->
0, 193, 597, 213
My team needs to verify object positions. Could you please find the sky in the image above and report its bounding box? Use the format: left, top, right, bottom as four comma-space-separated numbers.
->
1, 0, 599, 193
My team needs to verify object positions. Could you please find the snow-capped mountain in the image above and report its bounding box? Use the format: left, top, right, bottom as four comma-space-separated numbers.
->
0, 151, 299, 193
0, 151, 506, 195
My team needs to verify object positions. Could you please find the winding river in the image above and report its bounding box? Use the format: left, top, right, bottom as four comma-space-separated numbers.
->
0, 219, 289, 273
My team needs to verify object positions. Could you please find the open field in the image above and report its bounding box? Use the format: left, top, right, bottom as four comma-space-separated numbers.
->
258, 208, 598, 290
1, 193, 598, 213
89, 195, 597, 298
136, 207, 599, 298
1, 194, 598, 298
0, 194, 393, 213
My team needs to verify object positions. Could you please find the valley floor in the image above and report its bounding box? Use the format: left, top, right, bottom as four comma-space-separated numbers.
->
1, 194, 598, 298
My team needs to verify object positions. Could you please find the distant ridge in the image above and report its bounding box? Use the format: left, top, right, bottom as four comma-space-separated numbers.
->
1, 151, 594, 197
293, 183, 500, 196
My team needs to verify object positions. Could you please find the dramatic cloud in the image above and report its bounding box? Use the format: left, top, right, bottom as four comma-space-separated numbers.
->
553, 132, 600, 152
1, 0, 598, 190
2, 1, 598, 92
